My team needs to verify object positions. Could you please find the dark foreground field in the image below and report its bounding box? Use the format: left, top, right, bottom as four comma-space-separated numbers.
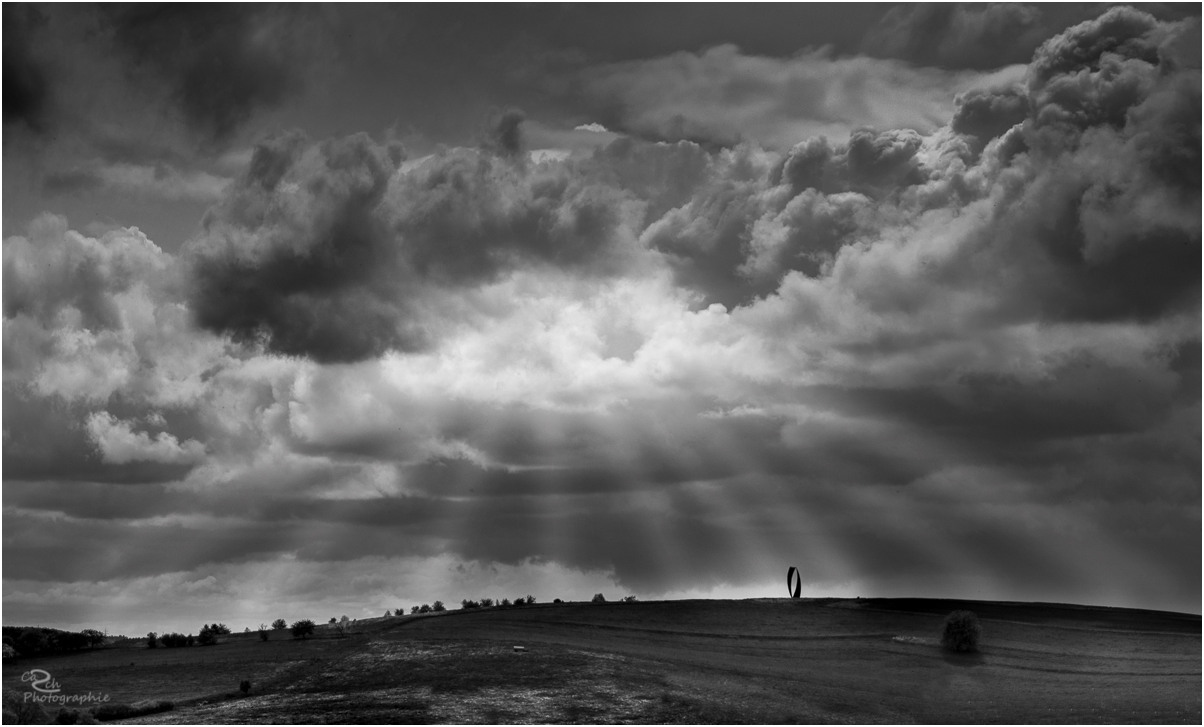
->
3, 598, 1199, 724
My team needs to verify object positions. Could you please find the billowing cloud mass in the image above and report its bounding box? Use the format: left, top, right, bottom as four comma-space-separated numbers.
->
3, 6, 1200, 635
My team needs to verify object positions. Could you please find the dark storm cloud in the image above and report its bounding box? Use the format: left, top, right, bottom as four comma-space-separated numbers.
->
4, 481, 195, 522
187, 131, 417, 362
4, 5, 1201, 624
1006, 7, 1201, 322
859, 3, 1200, 70
950, 85, 1029, 145
860, 3, 1057, 69
2, 4, 51, 133
104, 4, 317, 144
482, 108, 527, 157
41, 169, 105, 196
1, 513, 296, 582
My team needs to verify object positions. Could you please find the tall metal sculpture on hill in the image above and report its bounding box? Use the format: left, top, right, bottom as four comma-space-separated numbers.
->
786, 566, 801, 598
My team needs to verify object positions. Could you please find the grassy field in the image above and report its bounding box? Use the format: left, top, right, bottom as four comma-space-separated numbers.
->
3, 598, 1199, 724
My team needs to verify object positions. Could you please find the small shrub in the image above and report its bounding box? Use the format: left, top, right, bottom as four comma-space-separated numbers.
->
271, 618, 287, 630
591, 593, 606, 603
553, 598, 562, 604
941, 610, 981, 653
239, 680, 251, 695
622, 595, 637, 603
146, 632, 157, 649
258, 629, 269, 642
461, 599, 479, 610
480, 598, 494, 608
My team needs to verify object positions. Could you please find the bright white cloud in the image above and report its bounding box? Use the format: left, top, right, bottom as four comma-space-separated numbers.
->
86, 412, 206, 465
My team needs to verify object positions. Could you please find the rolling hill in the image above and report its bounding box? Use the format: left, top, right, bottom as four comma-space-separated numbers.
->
3, 598, 1199, 723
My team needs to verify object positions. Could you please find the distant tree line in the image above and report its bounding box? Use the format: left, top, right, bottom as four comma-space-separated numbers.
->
458, 595, 536, 610
2, 626, 106, 658
146, 623, 231, 648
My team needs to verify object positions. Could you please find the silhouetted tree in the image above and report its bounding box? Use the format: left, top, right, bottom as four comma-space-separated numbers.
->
591, 593, 606, 603
432, 601, 445, 612
290, 620, 315, 639
81, 629, 106, 648
271, 619, 287, 630
146, 632, 158, 649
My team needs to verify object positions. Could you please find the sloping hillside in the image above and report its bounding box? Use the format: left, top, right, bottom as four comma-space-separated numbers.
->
4, 598, 1199, 724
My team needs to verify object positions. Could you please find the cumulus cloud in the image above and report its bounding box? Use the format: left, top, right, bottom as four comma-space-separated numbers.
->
3, 214, 227, 406
185, 127, 656, 362
86, 412, 206, 465
859, 3, 1199, 71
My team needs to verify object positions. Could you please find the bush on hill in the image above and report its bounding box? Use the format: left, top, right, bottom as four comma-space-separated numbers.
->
941, 610, 982, 653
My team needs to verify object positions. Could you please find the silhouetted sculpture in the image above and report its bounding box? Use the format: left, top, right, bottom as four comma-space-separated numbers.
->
787, 566, 801, 598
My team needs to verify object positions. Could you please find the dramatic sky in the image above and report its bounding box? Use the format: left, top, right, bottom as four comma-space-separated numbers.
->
3, 3, 1200, 635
